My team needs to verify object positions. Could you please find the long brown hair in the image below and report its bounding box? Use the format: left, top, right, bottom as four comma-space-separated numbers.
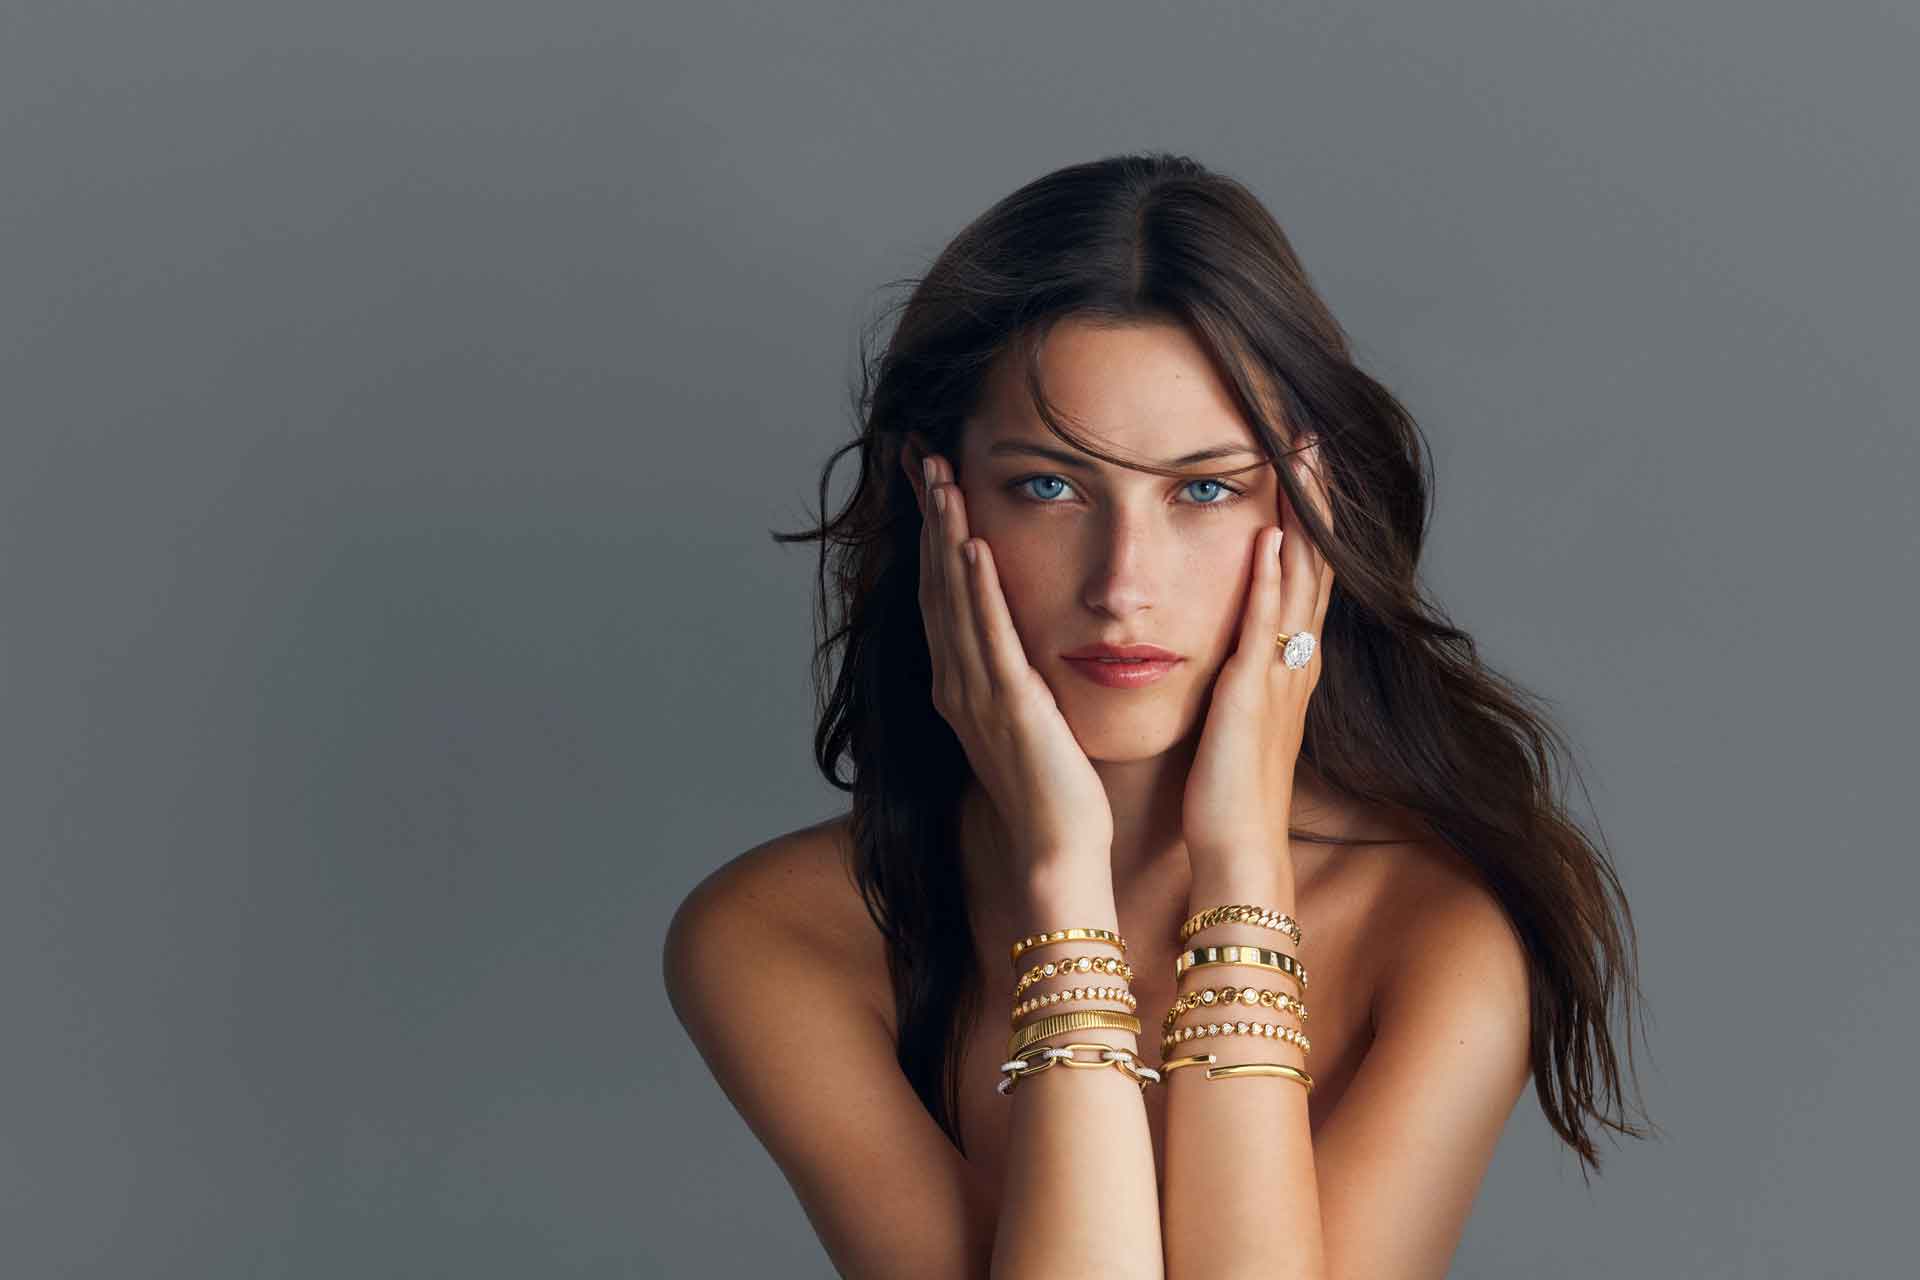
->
773, 151, 1657, 1180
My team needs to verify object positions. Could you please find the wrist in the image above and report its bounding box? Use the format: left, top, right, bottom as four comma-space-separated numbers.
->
1016, 862, 1119, 933
1185, 860, 1295, 918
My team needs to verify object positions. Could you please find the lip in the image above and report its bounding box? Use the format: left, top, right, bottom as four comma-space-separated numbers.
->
1061, 643, 1183, 661
1061, 643, 1184, 690
1063, 656, 1182, 688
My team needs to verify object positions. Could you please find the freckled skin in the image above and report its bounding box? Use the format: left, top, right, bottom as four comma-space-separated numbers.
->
953, 317, 1282, 764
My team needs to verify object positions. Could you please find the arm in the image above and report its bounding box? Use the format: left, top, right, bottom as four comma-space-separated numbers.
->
992, 866, 1165, 1279
1163, 445, 1532, 1276
664, 850, 990, 1278
1160, 859, 1323, 1278
901, 447, 1164, 1274
1160, 861, 1535, 1280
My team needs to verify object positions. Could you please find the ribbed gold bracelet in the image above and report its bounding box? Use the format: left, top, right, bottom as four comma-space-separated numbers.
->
1173, 944, 1308, 991
1011, 984, 1137, 1027
1178, 904, 1303, 947
1007, 1009, 1141, 1059
1009, 927, 1128, 965
1162, 984, 1306, 1030
1159, 1053, 1314, 1092
1014, 953, 1136, 999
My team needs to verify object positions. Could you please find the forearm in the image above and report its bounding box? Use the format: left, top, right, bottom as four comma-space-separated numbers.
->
1161, 856, 1328, 1280
992, 867, 1164, 1279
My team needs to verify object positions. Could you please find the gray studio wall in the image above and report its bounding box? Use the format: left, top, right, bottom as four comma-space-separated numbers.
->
3, 2, 1912, 1276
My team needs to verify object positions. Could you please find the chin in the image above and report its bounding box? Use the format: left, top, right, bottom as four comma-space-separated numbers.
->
1061, 713, 1197, 764
1046, 672, 1205, 760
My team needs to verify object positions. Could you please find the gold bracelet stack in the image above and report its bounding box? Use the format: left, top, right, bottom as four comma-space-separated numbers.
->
1164, 903, 1314, 1093
999, 928, 1151, 1095
997, 899, 1316, 1097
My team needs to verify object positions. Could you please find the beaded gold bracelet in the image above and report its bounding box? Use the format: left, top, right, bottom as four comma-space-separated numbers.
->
1011, 984, 1137, 1027
1178, 904, 1303, 947
1009, 927, 1128, 965
1162, 1018, 1311, 1056
1162, 984, 1306, 1031
1014, 953, 1136, 999
1159, 1053, 1314, 1092
1173, 944, 1308, 991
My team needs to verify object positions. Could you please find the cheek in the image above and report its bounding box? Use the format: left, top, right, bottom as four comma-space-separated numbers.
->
985, 553, 1054, 647
971, 525, 1071, 650
1186, 536, 1261, 647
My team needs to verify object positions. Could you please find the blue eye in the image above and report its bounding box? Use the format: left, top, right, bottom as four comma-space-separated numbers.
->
1009, 474, 1249, 512
1020, 475, 1071, 502
1186, 479, 1231, 504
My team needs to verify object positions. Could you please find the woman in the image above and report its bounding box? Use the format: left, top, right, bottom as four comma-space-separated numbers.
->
665, 151, 1655, 1278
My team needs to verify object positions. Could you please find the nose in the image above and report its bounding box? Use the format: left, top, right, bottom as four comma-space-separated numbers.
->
1078, 509, 1160, 619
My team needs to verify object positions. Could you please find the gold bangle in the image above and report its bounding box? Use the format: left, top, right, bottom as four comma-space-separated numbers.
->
1162, 984, 1306, 1030
1162, 1018, 1311, 1056
1007, 1009, 1141, 1059
1011, 984, 1137, 1027
1014, 952, 1136, 999
1157, 1053, 1314, 1092
1205, 1062, 1314, 1090
1178, 904, 1303, 947
1009, 927, 1128, 965
1173, 945, 1308, 991
996, 1042, 1161, 1095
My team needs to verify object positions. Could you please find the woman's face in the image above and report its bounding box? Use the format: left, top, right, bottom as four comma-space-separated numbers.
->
951, 317, 1286, 762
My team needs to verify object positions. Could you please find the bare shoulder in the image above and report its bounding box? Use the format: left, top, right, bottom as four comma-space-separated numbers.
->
662, 814, 983, 1278
663, 813, 885, 1009
1300, 833, 1535, 1276
666, 812, 863, 939
1370, 833, 1532, 1034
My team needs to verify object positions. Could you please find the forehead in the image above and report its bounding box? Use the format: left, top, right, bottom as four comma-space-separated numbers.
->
972, 317, 1261, 461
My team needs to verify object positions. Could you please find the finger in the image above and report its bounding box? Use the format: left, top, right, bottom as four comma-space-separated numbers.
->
1278, 445, 1328, 637
1299, 442, 1337, 626
930, 457, 992, 697
919, 454, 955, 685
1236, 524, 1286, 669
963, 538, 1030, 695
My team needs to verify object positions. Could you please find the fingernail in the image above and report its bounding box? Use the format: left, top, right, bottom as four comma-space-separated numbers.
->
922, 456, 934, 486
1273, 527, 1284, 559
935, 487, 948, 516
963, 541, 977, 566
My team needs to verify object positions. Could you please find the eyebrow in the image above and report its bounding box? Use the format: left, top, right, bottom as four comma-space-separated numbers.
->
985, 439, 1261, 470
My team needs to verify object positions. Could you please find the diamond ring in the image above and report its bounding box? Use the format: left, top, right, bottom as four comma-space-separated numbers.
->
1275, 630, 1316, 670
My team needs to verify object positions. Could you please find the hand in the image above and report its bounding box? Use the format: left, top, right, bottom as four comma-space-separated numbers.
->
910, 447, 1115, 886
1181, 440, 1336, 874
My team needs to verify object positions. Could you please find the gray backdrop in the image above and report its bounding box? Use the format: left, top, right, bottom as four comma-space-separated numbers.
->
4, 2, 1912, 1276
